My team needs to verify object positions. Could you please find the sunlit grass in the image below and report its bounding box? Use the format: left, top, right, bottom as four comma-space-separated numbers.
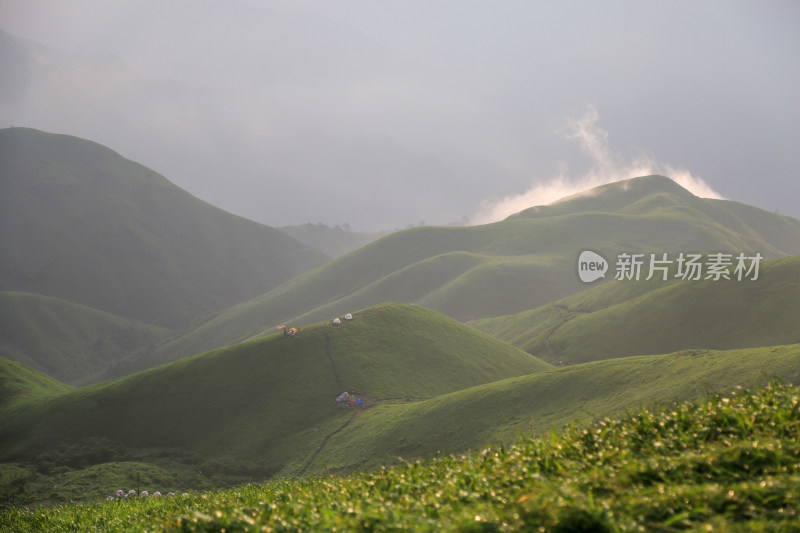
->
4, 382, 798, 532
473, 256, 800, 366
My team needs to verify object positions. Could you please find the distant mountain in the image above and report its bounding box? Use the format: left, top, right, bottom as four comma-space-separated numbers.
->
471, 256, 800, 365
279, 223, 392, 258
0, 127, 329, 329
0, 303, 552, 484
141, 175, 800, 368
512, 176, 800, 257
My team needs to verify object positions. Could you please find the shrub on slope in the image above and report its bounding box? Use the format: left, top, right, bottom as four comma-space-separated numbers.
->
0, 127, 327, 329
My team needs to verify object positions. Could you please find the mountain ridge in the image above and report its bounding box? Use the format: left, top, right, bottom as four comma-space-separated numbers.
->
124, 175, 800, 373
471, 255, 800, 365
0, 127, 329, 330
0, 303, 552, 481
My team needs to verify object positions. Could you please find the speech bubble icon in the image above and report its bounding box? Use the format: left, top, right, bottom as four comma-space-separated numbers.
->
577, 250, 608, 283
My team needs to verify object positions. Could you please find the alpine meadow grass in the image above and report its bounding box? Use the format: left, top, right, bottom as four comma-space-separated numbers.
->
3, 382, 798, 532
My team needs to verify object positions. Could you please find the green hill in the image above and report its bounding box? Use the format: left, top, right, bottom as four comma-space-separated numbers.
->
512, 176, 800, 254
0, 303, 551, 490
0, 291, 172, 386
136, 175, 800, 371
0, 127, 328, 330
471, 255, 800, 365
5, 382, 797, 531
0, 356, 72, 410
3, 339, 798, 506
306, 343, 800, 477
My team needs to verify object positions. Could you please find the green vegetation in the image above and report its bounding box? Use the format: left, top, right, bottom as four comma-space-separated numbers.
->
0, 127, 328, 331
307, 343, 800, 477
3, 382, 798, 531
3, 132, 799, 527
472, 256, 800, 365
0, 356, 72, 410
0, 303, 551, 504
2, 323, 798, 506
0, 291, 172, 385
511, 176, 800, 255
148, 176, 800, 368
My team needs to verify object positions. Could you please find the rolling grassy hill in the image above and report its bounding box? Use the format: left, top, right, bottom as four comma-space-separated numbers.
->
131, 175, 800, 373
0, 291, 172, 386
0, 356, 72, 410
0, 303, 552, 500
3, 303, 799, 506
0, 127, 328, 330
2, 337, 798, 506
6, 382, 797, 531
471, 255, 800, 365
306, 343, 800, 477
512, 175, 800, 253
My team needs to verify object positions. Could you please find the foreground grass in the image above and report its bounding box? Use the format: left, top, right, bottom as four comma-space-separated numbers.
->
3, 383, 798, 532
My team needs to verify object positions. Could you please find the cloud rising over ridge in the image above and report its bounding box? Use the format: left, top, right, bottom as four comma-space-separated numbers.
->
473, 106, 726, 224
1, 1, 797, 228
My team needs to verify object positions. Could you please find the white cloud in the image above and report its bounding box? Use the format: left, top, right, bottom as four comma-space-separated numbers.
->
473, 105, 725, 224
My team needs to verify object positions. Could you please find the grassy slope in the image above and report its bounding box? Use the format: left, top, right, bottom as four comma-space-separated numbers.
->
0, 291, 173, 386
134, 176, 800, 372
472, 255, 800, 365
0, 356, 72, 410
3, 340, 798, 506
3, 383, 798, 531
309, 343, 800, 477
0, 127, 328, 329
513, 175, 800, 256
0, 304, 551, 483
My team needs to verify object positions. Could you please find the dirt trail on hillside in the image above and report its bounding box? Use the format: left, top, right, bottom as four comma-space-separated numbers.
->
300, 409, 361, 476
542, 304, 592, 362
324, 332, 343, 389
550, 303, 591, 315
299, 332, 357, 476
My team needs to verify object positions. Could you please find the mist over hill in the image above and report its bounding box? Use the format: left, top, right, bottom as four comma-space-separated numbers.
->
279, 223, 392, 258
132, 175, 800, 374
1, 3, 799, 516
0, 127, 328, 330
1, 128, 799, 506
2, 130, 798, 387
2, 2, 798, 228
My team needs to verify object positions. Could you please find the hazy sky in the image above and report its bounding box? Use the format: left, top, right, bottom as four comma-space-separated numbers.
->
1, 0, 798, 229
